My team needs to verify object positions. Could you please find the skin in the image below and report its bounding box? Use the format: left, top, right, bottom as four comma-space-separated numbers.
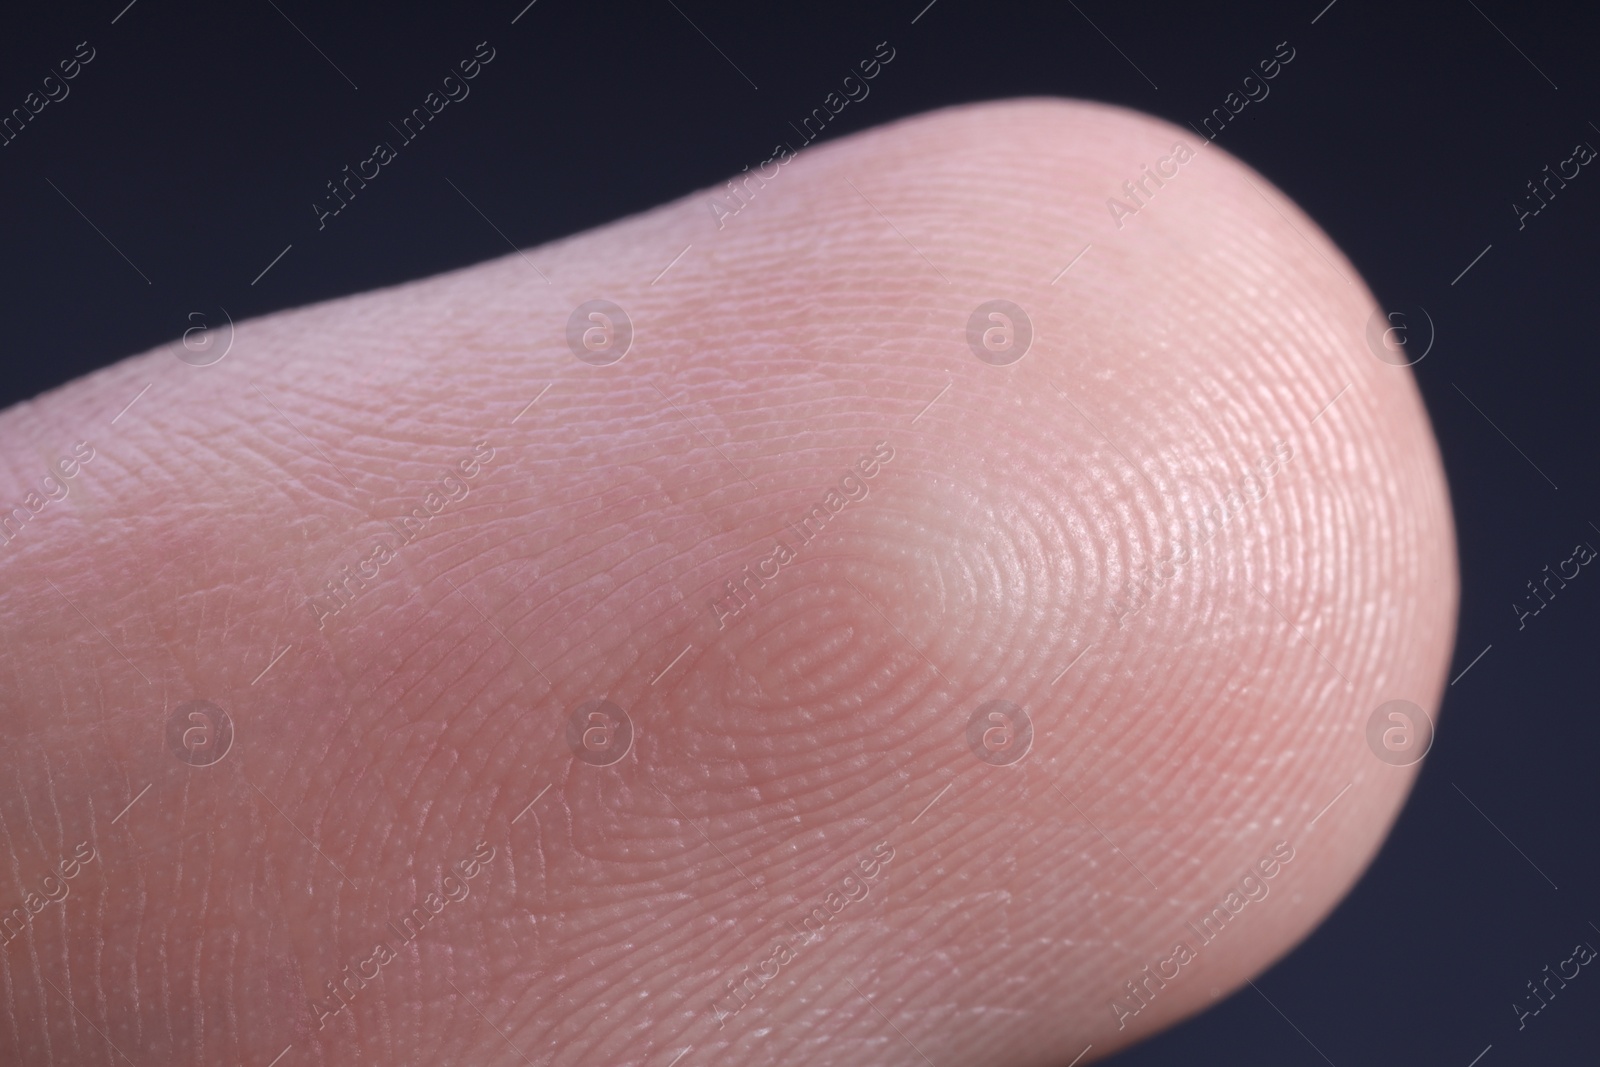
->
0, 99, 1455, 1066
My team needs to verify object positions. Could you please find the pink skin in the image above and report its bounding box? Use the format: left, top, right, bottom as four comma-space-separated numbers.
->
0, 99, 1454, 1066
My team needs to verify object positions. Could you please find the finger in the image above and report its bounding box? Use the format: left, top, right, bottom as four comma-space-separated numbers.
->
0, 98, 1454, 1067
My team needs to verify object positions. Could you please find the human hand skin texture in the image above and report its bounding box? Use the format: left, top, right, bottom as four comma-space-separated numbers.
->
0, 98, 1455, 1066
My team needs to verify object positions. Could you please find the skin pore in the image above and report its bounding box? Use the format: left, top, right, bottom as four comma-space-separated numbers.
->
0, 100, 1455, 1066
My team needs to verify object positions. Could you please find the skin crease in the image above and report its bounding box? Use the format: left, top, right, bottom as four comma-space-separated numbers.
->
0, 99, 1455, 1066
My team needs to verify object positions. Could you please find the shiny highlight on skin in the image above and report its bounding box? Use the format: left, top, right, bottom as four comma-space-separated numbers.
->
0, 100, 1455, 1067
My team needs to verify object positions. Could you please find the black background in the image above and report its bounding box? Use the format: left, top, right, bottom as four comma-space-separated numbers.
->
2, 1, 1598, 1064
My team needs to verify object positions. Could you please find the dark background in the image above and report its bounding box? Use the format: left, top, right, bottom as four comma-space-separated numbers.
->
2, 0, 1597, 1064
